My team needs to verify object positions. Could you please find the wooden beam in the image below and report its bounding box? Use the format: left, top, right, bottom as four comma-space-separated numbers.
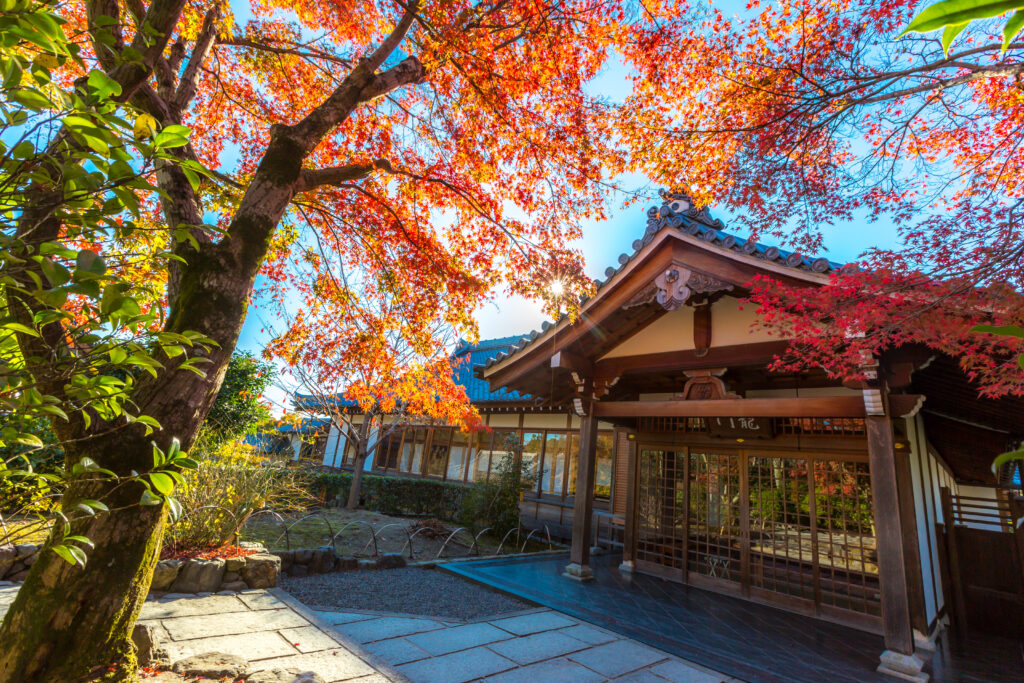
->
551, 350, 593, 376
594, 395, 865, 418
595, 341, 790, 378
889, 394, 925, 418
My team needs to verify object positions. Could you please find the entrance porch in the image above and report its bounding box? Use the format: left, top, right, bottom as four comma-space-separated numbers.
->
441, 553, 1023, 683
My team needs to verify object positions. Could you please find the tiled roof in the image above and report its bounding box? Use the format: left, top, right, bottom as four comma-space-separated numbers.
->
453, 336, 531, 403
480, 192, 843, 374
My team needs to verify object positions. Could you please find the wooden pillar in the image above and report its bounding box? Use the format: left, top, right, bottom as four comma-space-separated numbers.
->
620, 433, 638, 573
565, 403, 599, 581
866, 400, 927, 681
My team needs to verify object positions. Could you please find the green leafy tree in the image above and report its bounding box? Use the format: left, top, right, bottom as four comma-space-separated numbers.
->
202, 351, 275, 445
901, 0, 1024, 53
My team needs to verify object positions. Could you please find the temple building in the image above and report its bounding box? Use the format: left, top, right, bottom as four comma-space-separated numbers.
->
306, 195, 1024, 681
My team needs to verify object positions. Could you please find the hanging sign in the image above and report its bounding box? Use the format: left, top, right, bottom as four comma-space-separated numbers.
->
707, 416, 773, 439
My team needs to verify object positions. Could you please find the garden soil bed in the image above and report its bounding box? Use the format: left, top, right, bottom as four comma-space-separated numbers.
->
282, 566, 533, 620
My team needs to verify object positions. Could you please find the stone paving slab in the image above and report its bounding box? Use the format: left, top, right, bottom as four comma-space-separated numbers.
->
405, 622, 511, 655
160, 606, 310, 641
488, 629, 590, 665
282, 624, 343, 653
397, 645, 517, 683
251, 650, 379, 682
334, 616, 446, 643
649, 658, 729, 683
141, 594, 249, 620
569, 639, 670, 678
560, 622, 620, 646
162, 630, 298, 662
363, 636, 432, 666
485, 657, 608, 683
489, 610, 577, 635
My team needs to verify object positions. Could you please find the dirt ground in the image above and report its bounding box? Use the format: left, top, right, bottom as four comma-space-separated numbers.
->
239, 507, 555, 560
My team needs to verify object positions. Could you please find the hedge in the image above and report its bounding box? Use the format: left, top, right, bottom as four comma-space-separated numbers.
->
306, 470, 471, 521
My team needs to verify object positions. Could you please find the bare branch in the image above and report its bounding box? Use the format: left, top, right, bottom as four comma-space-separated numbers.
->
174, 3, 222, 112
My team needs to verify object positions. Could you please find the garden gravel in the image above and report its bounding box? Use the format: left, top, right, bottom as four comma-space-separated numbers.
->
282, 568, 532, 620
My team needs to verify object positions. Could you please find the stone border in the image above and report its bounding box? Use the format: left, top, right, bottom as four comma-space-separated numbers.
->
0, 544, 39, 583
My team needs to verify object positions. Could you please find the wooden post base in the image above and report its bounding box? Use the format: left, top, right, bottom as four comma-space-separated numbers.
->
619, 560, 635, 574
877, 650, 928, 682
563, 562, 594, 582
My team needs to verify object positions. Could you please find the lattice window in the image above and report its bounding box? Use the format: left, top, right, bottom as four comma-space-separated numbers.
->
637, 417, 708, 433
773, 417, 866, 436
813, 460, 880, 617
636, 450, 686, 569
747, 457, 816, 602
687, 452, 741, 583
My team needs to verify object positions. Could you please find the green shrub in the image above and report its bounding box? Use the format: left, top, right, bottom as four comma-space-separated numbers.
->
459, 436, 537, 535
306, 470, 470, 520
164, 442, 313, 552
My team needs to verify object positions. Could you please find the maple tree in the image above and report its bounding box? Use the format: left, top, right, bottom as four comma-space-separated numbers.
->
0, 0, 697, 679
271, 280, 482, 509
619, 0, 1024, 396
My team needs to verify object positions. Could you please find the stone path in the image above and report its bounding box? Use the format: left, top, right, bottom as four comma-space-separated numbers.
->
0, 585, 737, 682
311, 605, 739, 683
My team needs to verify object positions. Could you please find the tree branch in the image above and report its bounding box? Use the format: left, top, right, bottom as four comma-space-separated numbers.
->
297, 159, 393, 191
173, 3, 221, 113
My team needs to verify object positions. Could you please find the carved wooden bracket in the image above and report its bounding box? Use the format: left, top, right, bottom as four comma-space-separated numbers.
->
568, 375, 619, 416
676, 368, 739, 401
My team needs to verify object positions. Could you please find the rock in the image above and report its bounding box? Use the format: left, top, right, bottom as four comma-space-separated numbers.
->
221, 580, 248, 591
293, 549, 313, 564
23, 552, 37, 567
335, 556, 358, 571
9, 570, 29, 582
357, 559, 376, 571
132, 623, 169, 667
242, 553, 280, 589
239, 541, 265, 551
310, 548, 335, 574
225, 557, 246, 572
247, 668, 325, 683
288, 564, 309, 578
272, 550, 293, 572
14, 544, 36, 559
0, 546, 17, 576
169, 558, 225, 594
0, 580, 14, 586
171, 652, 248, 679
150, 559, 182, 592
223, 570, 241, 583
375, 553, 407, 570
2, 562, 24, 580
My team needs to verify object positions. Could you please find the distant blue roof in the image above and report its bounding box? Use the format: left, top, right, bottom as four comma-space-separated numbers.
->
452, 336, 529, 403
292, 335, 530, 413
277, 417, 330, 433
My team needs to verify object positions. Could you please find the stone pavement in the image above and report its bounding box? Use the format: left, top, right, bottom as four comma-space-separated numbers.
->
312, 604, 739, 683
0, 584, 737, 682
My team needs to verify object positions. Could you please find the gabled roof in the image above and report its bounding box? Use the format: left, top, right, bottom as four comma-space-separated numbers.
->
478, 192, 842, 379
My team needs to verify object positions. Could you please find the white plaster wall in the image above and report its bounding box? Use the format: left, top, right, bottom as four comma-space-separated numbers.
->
322, 425, 345, 468
600, 296, 780, 359
523, 414, 570, 429
488, 414, 520, 428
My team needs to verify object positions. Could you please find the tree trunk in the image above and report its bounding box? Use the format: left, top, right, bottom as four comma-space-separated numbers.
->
346, 419, 373, 510
0, 468, 166, 682
347, 455, 366, 510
